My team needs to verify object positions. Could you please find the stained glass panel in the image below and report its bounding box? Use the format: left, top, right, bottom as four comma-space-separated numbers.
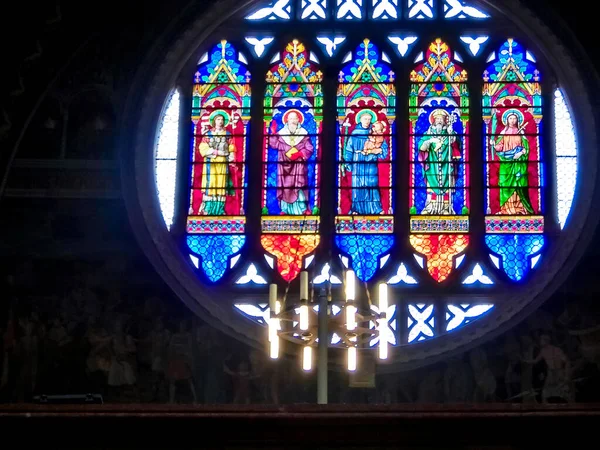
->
554, 88, 578, 229
335, 39, 396, 282
155, 89, 180, 230
409, 39, 469, 282
483, 39, 544, 280
316, 36, 346, 57
301, 0, 328, 19
407, 303, 435, 343
459, 36, 489, 56
407, 0, 434, 19
372, 0, 399, 19
388, 35, 418, 57
187, 235, 246, 282
336, 0, 364, 20
245, 37, 275, 58
443, 0, 489, 19
262, 40, 323, 282
446, 304, 494, 331
485, 234, 544, 281
245, 0, 292, 21
187, 41, 250, 282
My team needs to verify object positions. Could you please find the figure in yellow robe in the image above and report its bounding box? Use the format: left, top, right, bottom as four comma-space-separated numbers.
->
198, 113, 236, 216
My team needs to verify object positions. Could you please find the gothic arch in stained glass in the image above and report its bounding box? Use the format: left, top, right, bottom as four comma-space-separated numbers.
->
409, 38, 470, 283
483, 38, 544, 282
261, 39, 323, 282
186, 40, 251, 282
335, 38, 396, 282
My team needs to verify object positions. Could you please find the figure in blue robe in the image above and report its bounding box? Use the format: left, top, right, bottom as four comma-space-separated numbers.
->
343, 113, 388, 215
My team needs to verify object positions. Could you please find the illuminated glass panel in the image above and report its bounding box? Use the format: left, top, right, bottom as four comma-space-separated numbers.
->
372, 0, 399, 19
407, 0, 434, 19
462, 263, 493, 284
407, 303, 435, 343
336, 0, 364, 19
554, 88, 578, 229
316, 36, 347, 57
155, 89, 180, 230
301, 0, 328, 19
245, 0, 292, 21
335, 39, 396, 281
446, 304, 494, 331
261, 40, 323, 282
245, 37, 275, 58
388, 35, 418, 57
443, 0, 489, 19
459, 36, 489, 56
187, 40, 250, 282
483, 39, 544, 281
409, 38, 470, 282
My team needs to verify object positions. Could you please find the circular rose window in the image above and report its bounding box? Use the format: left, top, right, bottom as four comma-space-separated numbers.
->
121, 0, 599, 371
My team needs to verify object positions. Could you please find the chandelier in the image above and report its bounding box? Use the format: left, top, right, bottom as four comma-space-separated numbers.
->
267, 269, 393, 376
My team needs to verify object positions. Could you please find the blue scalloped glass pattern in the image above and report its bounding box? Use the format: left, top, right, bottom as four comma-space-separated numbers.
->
485, 234, 544, 281
335, 234, 394, 281
485, 38, 540, 81
187, 235, 245, 282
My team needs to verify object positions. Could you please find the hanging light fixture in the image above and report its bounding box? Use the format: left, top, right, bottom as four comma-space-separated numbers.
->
265, 267, 392, 375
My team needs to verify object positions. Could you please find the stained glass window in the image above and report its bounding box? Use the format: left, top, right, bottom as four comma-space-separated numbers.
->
446, 304, 494, 331
443, 0, 489, 19
372, 0, 399, 19
554, 88, 578, 229
301, 0, 329, 19
335, 39, 396, 282
407, 0, 434, 19
483, 38, 544, 281
459, 36, 489, 56
336, 0, 364, 20
148, 2, 585, 355
261, 40, 323, 282
246, 0, 293, 21
316, 36, 346, 57
187, 40, 251, 282
388, 35, 418, 57
407, 303, 435, 342
155, 89, 181, 230
409, 38, 470, 283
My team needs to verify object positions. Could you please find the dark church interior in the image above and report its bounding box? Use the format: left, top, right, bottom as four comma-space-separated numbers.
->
1, 0, 600, 447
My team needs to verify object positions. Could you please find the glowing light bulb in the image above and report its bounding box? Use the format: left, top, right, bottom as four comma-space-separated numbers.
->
303, 346, 312, 371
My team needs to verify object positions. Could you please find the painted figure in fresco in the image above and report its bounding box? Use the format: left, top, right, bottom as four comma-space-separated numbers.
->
269, 109, 314, 215
490, 109, 534, 215
417, 109, 462, 215
343, 110, 389, 215
198, 111, 236, 216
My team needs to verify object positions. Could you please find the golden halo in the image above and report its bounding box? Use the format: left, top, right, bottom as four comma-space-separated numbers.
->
355, 109, 378, 125
209, 110, 230, 127
428, 108, 450, 124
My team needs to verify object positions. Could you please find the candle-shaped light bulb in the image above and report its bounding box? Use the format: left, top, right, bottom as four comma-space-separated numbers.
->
378, 283, 388, 360
300, 271, 309, 300
346, 303, 356, 331
268, 284, 280, 359
303, 345, 312, 371
269, 333, 279, 359
269, 284, 277, 315
299, 304, 309, 331
345, 270, 355, 301
348, 346, 357, 372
